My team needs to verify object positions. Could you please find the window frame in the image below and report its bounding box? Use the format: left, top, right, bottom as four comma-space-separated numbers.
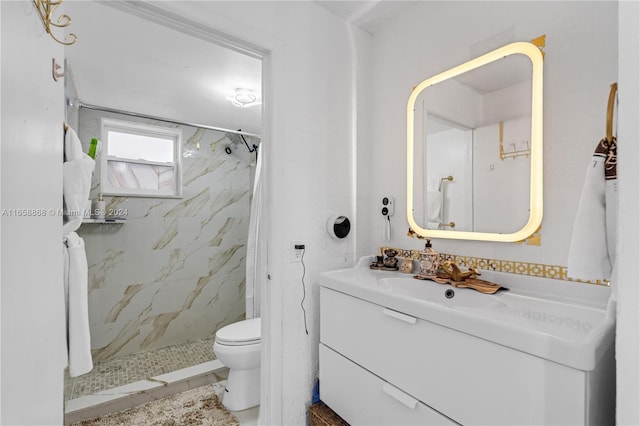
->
100, 118, 183, 198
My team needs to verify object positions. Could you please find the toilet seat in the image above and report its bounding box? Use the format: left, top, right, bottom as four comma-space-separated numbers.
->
215, 318, 261, 346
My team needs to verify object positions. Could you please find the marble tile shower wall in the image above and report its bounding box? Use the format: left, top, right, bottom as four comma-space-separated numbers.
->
77, 109, 251, 362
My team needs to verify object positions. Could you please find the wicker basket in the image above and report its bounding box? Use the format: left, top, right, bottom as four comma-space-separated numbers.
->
309, 402, 350, 426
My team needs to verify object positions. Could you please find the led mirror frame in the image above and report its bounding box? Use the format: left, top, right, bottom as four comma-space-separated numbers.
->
407, 42, 543, 242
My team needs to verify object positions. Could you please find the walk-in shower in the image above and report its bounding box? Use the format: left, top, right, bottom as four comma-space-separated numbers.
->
62, 2, 263, 421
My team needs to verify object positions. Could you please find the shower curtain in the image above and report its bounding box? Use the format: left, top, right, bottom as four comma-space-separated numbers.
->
245, 146, 263, 318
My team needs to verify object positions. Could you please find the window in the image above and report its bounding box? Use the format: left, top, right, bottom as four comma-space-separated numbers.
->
101, 118, 182, 198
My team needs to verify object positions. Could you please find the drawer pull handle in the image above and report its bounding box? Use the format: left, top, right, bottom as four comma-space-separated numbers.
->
383, 308, 417, 324
382, 383, 418, 409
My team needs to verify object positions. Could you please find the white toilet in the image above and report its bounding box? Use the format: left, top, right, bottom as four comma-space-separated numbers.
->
213, 317, 261, 411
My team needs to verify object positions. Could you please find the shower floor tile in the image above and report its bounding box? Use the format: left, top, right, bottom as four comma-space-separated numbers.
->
64, 337, 216, 401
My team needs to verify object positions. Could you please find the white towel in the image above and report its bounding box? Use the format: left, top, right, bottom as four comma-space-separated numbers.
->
427, 190, 442, 223
568, 138, 617, 281
63, 232, 93, 377
63, 127, 95, 235
62, 126, 95, 377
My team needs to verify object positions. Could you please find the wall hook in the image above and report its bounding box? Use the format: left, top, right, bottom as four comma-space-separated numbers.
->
52, 58, 65, 81
33, 0, 77, 46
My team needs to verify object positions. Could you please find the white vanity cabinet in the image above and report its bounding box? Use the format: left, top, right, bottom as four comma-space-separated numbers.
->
319, 269, 615, 426
320, 344, 457, 425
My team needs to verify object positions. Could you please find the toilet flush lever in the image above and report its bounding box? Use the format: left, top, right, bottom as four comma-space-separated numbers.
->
382, 308, 417, 324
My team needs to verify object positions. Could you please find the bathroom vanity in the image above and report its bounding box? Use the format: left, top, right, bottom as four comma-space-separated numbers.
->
319, 258, 615, 425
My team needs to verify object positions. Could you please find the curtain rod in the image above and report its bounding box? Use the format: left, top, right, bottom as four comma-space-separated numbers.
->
73, 100, 262, 139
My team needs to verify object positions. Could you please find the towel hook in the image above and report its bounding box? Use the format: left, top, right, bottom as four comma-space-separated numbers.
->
52, 58, 66, 81
606, 82, 618, 143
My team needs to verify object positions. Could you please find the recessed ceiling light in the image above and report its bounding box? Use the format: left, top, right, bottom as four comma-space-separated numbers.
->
227, 88, 259, 108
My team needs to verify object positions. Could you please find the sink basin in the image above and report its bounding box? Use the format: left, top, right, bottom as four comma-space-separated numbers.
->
319, 256, 614, 371
378, 277, 505, 308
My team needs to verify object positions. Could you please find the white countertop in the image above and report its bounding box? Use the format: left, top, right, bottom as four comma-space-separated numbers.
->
319, 257, 615, 371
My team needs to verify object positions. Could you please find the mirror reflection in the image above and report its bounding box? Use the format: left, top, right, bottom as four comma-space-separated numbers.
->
412, 51, 533, 234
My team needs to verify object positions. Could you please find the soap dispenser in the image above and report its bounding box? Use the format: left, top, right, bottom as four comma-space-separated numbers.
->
418, 239, 439, 278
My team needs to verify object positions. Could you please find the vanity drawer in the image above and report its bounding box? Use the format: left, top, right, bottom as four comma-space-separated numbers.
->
319, 343, 458, 426
320, 287, 586, 425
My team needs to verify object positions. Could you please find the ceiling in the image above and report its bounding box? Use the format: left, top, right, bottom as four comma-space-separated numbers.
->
64, 1, 522, 137
454, 52, 532, 93
64, 1, 262, 135
65, 1, 413, 136
315, 1, 531, 94
313, 1, 416, 34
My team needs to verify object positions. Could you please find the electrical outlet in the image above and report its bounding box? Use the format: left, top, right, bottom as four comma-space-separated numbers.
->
291, 242, 305, 263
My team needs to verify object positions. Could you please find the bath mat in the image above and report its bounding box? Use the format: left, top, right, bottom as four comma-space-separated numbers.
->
309, 401, 350, 426
71, 384, 239, 426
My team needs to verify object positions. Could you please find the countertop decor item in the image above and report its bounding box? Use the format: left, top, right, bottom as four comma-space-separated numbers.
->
427, 260, 503, 294
399, 257, 414, 274
417, 240, 438, 278
431, 275, 504, 294
382, 249, 399, 270
370, 255, 385, 270
439, 260, 480, 282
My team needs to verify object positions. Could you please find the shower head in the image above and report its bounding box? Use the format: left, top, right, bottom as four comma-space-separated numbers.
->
225, 132, 244, 146
224, 130, 257, 154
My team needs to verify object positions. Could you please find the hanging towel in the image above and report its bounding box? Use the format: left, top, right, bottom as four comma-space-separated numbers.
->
568, 137, 617, 281
63, 127, 95, 235
62, 126, 95, 376
427, 190, 443, 224
63, 232, 93, 377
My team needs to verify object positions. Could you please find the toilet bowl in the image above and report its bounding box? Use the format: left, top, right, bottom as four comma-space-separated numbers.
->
213, 317, 261, 411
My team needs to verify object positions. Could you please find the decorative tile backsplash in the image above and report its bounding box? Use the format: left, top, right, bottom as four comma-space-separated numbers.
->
382, 247, 609, 286
78, 109, 254, 361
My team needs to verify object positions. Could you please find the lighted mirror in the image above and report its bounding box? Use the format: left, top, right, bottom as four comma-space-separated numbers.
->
407, 42, 543, 242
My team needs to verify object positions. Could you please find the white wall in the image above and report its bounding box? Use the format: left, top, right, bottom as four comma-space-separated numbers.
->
616, 1, 640, 423
354, 23, 374, 259
473, 116, 531, 234
363, 1, 618, 268
1, 1, 66, 424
